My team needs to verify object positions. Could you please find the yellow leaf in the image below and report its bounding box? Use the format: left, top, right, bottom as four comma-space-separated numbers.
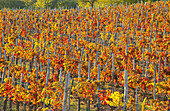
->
142, 97, 147, 111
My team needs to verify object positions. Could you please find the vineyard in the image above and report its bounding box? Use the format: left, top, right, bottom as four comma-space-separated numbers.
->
0, 1, 169, 111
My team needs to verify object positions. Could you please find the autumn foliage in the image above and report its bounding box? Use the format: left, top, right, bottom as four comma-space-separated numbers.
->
0, 1, 169, 110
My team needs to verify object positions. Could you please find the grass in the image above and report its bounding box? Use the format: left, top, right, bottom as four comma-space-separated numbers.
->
0, 97, 97, 111
0, 97, 23, 111
69, 98, 96, 111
